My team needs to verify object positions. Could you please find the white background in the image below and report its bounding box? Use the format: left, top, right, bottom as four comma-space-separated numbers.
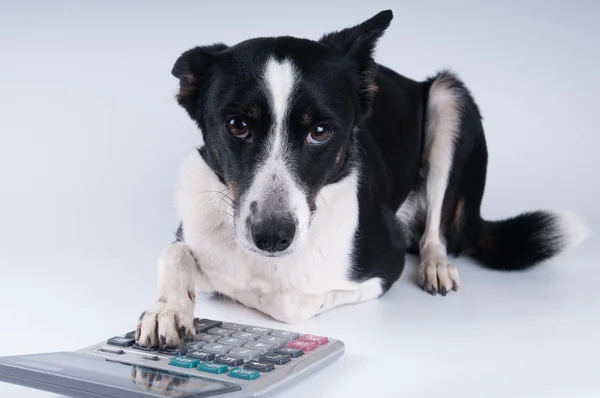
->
1, 1, 599, 397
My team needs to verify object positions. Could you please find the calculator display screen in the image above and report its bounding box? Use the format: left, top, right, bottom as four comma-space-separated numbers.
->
0, 352, 242, 397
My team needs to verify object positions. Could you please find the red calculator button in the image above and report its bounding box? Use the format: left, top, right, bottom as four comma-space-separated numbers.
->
299, 335, 329, 345
286, 340, 317, 351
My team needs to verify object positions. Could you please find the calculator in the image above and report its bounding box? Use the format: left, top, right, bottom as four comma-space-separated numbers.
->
0, 317, 344, 397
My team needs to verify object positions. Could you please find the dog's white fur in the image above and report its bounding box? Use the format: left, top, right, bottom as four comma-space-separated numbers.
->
397, 75, 462, 293
174, 151, 382, 324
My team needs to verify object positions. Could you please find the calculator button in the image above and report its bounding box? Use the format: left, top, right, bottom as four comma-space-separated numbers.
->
286, 340, 317, 351
243, 360, 275, 373
187, 351, 215, 361
257, 335, 287, 346
132, 343, 157, 352
228, 367, 260, 380
270, 330, 300, 341
232, 332, 260, 341
98, 348, 124, 355
221, 322, 248, 331
169, 356, 199, 368
197, 361, 228, 374
159, 347, 188, 356
195, 333, 221, 343
107, 337, 135, 347
218, 337, 246, 347
202, 343, 232, 355
214, 354, 244, 367
299, 334, 329, 345
193, 318, 222, 333
273, 346, 304, 358
260, 352, 291, 365
244, 326, 272, 335
124, 331, 136, 339
243, 341, 274, 354
207, 327, 235, 337
180, 341, 206, 350
229, 347, 262, 361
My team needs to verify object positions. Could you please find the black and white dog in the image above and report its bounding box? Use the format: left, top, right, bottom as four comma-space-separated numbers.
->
136, 10, 589, 348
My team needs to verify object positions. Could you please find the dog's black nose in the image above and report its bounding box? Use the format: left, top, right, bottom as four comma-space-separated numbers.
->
251, 217, 296, 253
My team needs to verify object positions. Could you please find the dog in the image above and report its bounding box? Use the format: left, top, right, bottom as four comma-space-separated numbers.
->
135, 10, 590, 348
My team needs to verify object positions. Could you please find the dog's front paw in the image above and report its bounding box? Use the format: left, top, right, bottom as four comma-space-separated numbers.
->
418, 258, 460, 296
136, 299, 195, 349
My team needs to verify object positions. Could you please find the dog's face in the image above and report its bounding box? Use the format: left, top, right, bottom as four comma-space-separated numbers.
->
172, 11, 393, 257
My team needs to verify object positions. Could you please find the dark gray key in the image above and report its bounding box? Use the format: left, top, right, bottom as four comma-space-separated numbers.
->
207, 327, 235, 337
180, 341, 206, 350
243, 341, 274, 354
273, 346, 304, 358
260, 352, 291, 365
187, 351, 215, 361
244, 360, 275, 373
132, 343, 157, 352
107, 337, 135, 347
270, 330, 300, 341
202, 343, 232, 355
124, 331, 137, 339
244, 326, 272, 335
214, 354, 244, 367
193, 318, 222, 333
232, 331, 260, 341
195, 333, 220, 343
257, 335, 287, 347
218, 337, 246, 347
229, 347, 262, 361
221, 322, 248, 331
159, 347, 188, 356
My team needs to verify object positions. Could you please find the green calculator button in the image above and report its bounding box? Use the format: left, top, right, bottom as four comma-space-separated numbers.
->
197, 361, 228, 374
169, 356, 199, 368
228, 367, 260, 380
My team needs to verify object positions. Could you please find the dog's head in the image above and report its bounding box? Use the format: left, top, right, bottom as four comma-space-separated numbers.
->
172, 10, 393, 257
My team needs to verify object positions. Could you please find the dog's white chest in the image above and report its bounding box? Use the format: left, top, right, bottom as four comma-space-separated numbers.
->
174, 152, 361, 301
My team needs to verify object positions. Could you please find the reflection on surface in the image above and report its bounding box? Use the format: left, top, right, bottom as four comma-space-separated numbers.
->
130, 365, 194, 397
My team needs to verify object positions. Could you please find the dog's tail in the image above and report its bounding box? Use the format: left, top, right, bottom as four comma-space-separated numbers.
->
468, 210, 591, 270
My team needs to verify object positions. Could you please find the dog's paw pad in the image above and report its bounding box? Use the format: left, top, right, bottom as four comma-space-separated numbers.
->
136, 301, 195, 349
418, 259, 459, 296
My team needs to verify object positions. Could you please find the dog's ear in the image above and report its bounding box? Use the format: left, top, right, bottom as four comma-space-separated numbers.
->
171, 43, 228, 114
319, 10, 393, 115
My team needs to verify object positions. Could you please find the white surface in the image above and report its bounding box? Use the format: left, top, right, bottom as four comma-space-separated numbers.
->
1, 1, 599, 397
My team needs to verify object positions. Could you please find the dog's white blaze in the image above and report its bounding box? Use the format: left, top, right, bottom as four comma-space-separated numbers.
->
236, 57, 311, 254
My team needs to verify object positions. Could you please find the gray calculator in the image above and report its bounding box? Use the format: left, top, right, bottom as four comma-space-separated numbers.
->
0, 317, 344, 397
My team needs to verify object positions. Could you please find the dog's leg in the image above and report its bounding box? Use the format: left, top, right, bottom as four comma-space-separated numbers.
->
136, 242, 213, 348
248, 278, 384, 324
418, 72, 465, 296
318, 278, 384, 315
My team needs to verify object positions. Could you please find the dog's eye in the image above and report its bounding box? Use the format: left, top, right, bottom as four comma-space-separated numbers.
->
306, 125, 332, 145
225, 118, 249, 139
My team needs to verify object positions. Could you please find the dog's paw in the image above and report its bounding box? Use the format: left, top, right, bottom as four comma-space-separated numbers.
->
136, 300, 195, 349
418, 258, 460, 296
131, 366, 190, 397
